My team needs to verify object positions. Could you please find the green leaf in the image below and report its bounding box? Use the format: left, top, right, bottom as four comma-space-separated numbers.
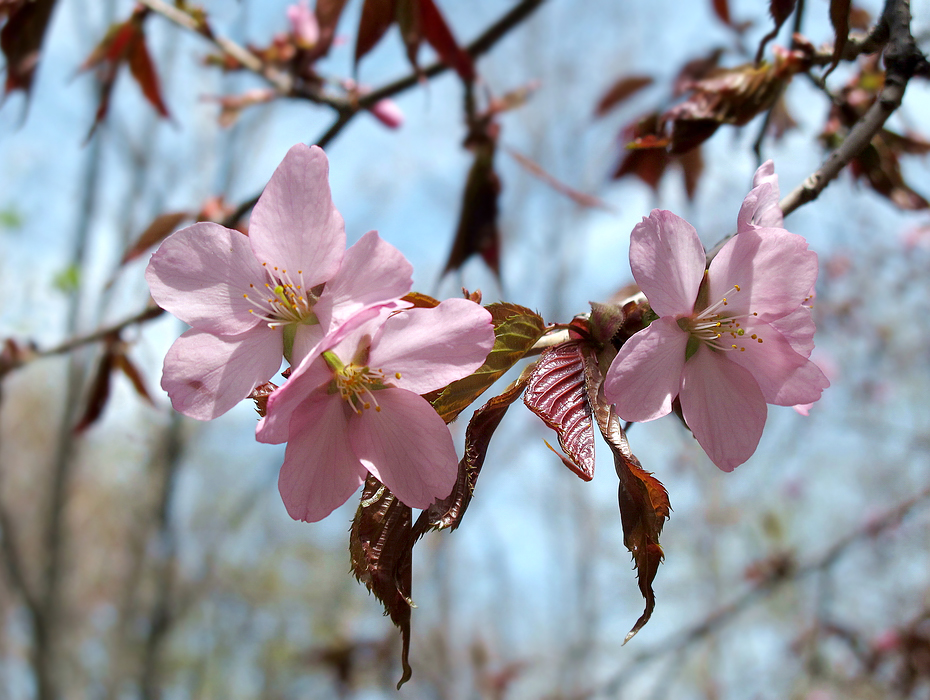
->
52, 264, 81, 294
429, 303, 546, 423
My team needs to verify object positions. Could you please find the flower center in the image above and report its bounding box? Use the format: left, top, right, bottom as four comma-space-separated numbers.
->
322, 350, 402, 414
679, 284, 765, 356
243, 264, 321, 328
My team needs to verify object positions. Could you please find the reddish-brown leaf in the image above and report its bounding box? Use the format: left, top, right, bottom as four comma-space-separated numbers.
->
678, 145, 704, 200
524, 341, 595, 481
414, 366, 533, 537
442, 141, 501, 278
826, 0, 851, 76
673, 47, 725, 97
712, 0, 731, 25
401, 291, 441, 308
755, 0, 797, 63
314, 0, 350, 57
0, 0, 56, 95
595, 75, 653, 117
613, 146, 669, 191
74, 337, 118, 433
850, 138, 930, 211
126, 28, 171, 118
354, 0, 396, 68
583, 348, 669, 643
505, 146, 611, 210
429, 303, 546, 424
113, 353, 154, 405
121, 211, 190, 265
349, 477, 414, 688
418, 0, 474, 80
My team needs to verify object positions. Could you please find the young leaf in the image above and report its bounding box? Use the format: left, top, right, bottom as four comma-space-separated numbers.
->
594, 75, 654, 117
113, 352, 154, 405
826, 0, 851, 77
126, 26, 170, 118
583, 349, 670, 643
442, 140, 502, 279
417, 0, 474, 80
414, 366, 533, 537
523, 341, 596, 481
755, 0, 798, 64
354, 0, 395, 68
711, 0, 731, 26
429, 303, 547, 424
1, 0, 56, 96
74, 336, 118, 433
349, 477, 414, 688
314, 0, 350, 58
120, 211, 190, 265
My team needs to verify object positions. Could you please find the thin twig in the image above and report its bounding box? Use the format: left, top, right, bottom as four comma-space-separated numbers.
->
597, 483, 930, 697
221, 0, 548, 227
780, 0, 928, 217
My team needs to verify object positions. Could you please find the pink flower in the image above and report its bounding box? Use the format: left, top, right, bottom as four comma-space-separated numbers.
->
603, 165, 829, 471
146, 144, 412, 420
256, 299, 495, 522
286, 0, 319, 47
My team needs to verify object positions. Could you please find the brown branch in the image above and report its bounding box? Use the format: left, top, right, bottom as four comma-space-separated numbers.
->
599, 483, 930, 695
780, 0, 928, 217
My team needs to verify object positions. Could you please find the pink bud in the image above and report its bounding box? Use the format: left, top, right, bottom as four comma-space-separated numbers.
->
286, 0, 319, 48
369, 98, 404, 129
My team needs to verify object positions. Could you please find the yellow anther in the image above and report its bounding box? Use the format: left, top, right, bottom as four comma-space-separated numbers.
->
395, 372, 402, 379
734, 284, 741, 291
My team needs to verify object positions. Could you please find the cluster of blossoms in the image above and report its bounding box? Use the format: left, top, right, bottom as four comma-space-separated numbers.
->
603, 162, 829, 471
146, 144, 495, 521
147, 144, 827, 523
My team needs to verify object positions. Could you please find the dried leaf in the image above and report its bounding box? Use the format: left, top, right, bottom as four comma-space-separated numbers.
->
349, 477, 414, 688
442, 141, 501, 278
505, 146, 612, 210
595, 75, 654, 117
826, 0, 851, 77
414, 366, 533, 536
583, 348, 669, 643
401, 291, 441, 308
524, 341, 596, 480
121, 211, 190, 265
429, 303, 546, 424
0, 0, 56, 96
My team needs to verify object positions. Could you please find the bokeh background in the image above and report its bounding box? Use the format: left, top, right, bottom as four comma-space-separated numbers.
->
3, 0, 930, 697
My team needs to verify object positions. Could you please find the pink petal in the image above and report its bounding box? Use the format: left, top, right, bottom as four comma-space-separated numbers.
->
752, 160, 778, 189
291, 322, 326, 366
737, 182, 783, 231
314, 230, 413, 332
707, 226, 818, 319
369, 298, 495, 395
145, 222, 267, 335
350, 388, 459, 509
793, 403, 813, 416
248, 144, 346, 288
257, 353, 332, 444
286, 0, 319, 46
766, 305, 815, 356
629, 210, 705, 318
277, 392, 368, 522
603, 317, 688, 422
161, 326, 283, 420
724, 319, 829, 406
679, 346, 767, 471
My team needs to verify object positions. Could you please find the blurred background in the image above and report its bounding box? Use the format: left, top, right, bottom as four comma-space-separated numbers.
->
3, 0, 930, 697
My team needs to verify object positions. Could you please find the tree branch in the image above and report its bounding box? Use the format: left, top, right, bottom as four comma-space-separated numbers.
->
780, 0, 928, 217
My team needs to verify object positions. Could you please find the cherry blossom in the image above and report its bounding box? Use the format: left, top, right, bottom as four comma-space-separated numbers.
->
256, 299, 495, 522
603, 167, 829, 471
146, 144, 412, 420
